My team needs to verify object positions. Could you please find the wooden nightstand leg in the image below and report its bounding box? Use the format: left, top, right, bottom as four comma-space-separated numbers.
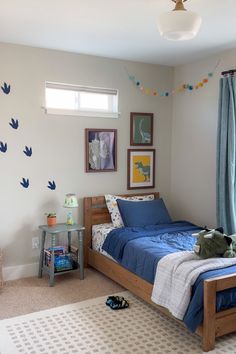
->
78, 230, 84, 280
38, 231, 46, 278
49, 234, 55, 287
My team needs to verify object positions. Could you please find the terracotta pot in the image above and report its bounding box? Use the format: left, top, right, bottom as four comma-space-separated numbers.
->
47, 216, 56, 227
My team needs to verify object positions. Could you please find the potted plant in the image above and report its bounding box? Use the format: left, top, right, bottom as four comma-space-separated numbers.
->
46, 213, 57, 227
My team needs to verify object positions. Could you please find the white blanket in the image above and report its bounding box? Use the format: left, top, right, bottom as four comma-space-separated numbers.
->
151, 251, 236, 320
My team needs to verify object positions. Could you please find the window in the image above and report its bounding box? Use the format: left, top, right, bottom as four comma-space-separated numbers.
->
45, 82, 119, 118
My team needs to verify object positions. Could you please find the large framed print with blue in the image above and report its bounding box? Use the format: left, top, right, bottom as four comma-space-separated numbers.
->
85, 129, 117, 172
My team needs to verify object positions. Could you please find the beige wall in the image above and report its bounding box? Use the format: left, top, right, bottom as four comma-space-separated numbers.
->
0, 43, 173, 268
171, 48, 236, 228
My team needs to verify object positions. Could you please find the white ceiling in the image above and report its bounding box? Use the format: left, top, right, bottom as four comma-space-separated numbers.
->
0, 0, 235, 66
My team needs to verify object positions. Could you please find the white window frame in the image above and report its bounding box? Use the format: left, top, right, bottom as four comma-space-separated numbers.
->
44, 82, 120, 118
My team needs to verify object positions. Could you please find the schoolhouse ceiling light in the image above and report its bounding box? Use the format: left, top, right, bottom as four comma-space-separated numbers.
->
158, 0, 202, 41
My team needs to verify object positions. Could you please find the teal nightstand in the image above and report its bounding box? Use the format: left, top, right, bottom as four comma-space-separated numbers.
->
38, 223, 85, 286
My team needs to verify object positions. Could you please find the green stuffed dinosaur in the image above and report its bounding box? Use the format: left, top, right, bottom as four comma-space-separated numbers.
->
192, 227, 236, 259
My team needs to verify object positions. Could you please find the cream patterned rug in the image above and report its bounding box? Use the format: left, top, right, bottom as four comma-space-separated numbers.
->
0, 291, 235, 354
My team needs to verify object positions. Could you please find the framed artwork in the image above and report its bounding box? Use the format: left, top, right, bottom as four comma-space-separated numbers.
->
85, 129, 117, 172
127, 149, 155, 189
130, 112, 153, 146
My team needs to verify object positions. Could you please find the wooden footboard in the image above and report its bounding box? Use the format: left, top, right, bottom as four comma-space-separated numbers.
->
203, 274, 236, 351
84, 194, 236, 352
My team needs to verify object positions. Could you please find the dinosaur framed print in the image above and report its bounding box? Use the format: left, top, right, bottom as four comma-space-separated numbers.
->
130, 112, 153, 146
127, 149, 155, 189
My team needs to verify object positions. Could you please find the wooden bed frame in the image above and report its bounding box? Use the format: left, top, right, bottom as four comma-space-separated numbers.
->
83, 193, 236, 352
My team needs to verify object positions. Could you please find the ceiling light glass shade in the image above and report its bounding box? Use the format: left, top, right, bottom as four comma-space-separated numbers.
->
158, 10, 202, 41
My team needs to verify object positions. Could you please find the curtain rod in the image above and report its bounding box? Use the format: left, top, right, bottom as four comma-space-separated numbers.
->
221, 69, 236, 76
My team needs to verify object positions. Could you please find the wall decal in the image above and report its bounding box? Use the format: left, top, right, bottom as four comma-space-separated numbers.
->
20, 178, 29, 188
23, 146, 32, 157
0, 141, 7, 153
47, 180, 56, 190
9, 118, 19, 130
1, 82, 11, 95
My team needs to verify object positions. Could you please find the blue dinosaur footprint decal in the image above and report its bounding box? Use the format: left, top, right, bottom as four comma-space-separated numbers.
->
47, 180, 56, 190
1, 82, 11, 94
23, 146, 32, 157
20, 178, 29, 188
9, 118, 19, 129
0, 141, 7, 153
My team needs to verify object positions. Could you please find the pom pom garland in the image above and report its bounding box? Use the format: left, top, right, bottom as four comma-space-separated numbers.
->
127, 70, 216, 97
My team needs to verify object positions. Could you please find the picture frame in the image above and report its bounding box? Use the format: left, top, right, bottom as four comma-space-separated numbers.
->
130, 112, 153, 146
127, 149, 155, 189
85, 129, 117, 172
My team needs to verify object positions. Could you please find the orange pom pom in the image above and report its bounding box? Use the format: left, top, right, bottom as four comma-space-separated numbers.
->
203, 78, 208, 83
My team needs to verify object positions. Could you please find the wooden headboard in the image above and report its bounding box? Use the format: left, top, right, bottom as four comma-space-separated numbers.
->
83, 192, 159, 265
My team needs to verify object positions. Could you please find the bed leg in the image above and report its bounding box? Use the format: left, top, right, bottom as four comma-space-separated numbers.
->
202, 279, 216, 352
83, 198, 92, 268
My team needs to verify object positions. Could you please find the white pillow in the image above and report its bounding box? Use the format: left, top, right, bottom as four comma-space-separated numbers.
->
105, 194, 155, 228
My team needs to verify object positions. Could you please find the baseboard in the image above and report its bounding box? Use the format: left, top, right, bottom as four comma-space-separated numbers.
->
3, 263, 38, 281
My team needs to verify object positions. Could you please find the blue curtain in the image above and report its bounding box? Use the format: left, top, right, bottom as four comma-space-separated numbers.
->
217, 76, 236, 234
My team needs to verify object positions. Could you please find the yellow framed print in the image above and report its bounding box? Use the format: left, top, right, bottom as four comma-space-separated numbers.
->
127, 149, 155, 189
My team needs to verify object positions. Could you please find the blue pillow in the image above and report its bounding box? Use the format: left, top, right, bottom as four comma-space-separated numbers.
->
117, 198, 172, 227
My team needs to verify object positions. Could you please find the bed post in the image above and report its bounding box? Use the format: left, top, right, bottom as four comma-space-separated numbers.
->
83, 197, 92, 267
202, 279, 216, 352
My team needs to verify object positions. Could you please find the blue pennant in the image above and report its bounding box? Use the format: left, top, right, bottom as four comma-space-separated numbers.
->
20, 178, 29, 188
9, 118, 19, 130
1, 82, 11, 95
0, 141, 7, 153
47, 180, 56, 190
23, 146, 32, 157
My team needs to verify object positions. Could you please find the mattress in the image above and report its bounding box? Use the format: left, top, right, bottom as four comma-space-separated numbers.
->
92, 223, 115, 259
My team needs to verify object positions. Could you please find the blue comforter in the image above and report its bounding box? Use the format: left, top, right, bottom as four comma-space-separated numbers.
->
102, 221, 236, 332
103, 221, 200, 283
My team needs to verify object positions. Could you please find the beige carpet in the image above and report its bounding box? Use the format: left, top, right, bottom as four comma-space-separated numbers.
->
0, 268, 123, 319
1, 269, 236, 353
0, 290, 236, 354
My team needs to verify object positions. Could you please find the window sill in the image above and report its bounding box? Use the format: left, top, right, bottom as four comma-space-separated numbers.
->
44, 108, 120, 119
